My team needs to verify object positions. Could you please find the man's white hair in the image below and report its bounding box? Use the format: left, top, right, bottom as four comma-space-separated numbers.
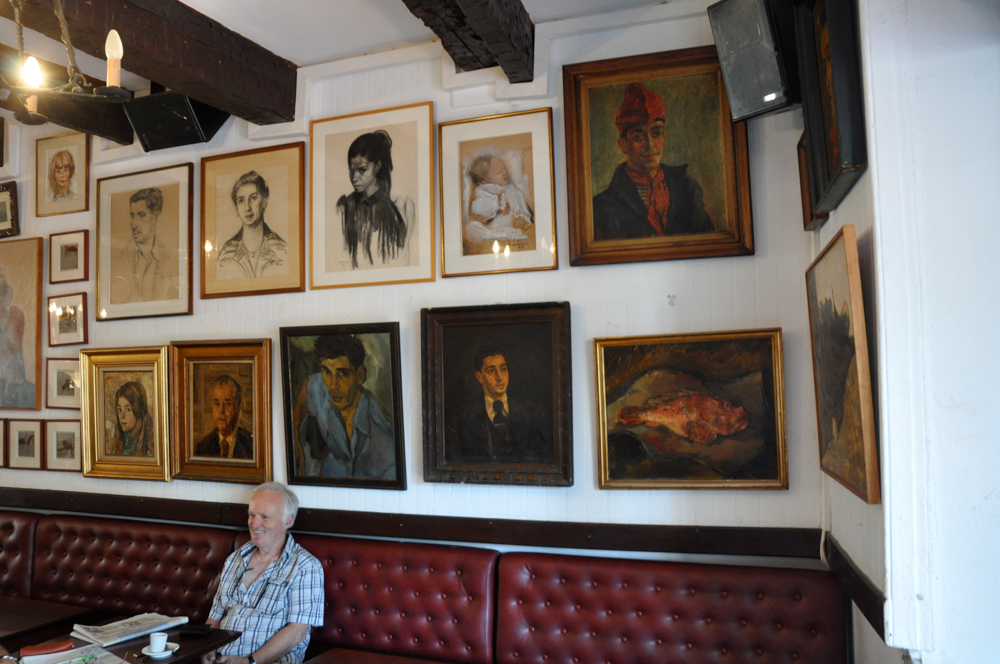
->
251, 482, 299, 524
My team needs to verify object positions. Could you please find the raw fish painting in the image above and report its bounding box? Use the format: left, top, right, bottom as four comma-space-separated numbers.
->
596, 330, 787, 489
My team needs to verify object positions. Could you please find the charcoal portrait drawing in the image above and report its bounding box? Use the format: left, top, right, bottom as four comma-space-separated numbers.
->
216, 171, 288, 280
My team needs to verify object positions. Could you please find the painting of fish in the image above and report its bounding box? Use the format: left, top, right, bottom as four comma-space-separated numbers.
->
595, 329, 787, 489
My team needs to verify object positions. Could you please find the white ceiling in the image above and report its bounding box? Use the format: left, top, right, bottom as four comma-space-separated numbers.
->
179, 0, 666, 66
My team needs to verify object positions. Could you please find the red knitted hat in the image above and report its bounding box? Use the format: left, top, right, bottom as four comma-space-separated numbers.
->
615, 83, 665, 136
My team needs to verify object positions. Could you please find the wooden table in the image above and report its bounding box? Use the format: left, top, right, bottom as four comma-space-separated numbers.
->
0, 596, 92, 643
79, 627, 241, 664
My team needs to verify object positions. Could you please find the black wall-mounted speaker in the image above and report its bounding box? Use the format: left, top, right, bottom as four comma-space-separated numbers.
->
124, 87, 230, 152
708, 0, 799, 121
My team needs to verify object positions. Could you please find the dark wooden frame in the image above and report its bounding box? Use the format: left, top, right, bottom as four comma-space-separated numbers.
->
0, 419, 6, 467
563, 46, 754, 266
798, 133, 828, 231
49, 229, 89, 283
0, 237, 43, 410
96, 163, 194, 321
200, 142, 306, 299
35, 131, 89, 217
421, 301, 573, 486
793, 0, 868, 215
46, 357, 81, 410
170, 339, 273, 484
0, 180, 20, 238
46, 292, 88, 347
7, 419, 44, 470
279, 322, 407, 490
44, 419, 82, 472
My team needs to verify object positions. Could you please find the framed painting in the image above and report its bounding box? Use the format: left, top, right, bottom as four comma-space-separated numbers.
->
595, 329, 787, 489
794, 0, 867, 215
49, 229, 89, 283
564, 46, 753, 266
279, 323, 405, 490
45, 420, 82, 472
8, 419, 43, 470
36, 131, 89, 217
47, 292, 88, 347
438, 108, 557, 277
798, 133, 828, 232
421, 302, 572, 486
96, 163, 193, 321
80, 346, 171, 481
0, 420, 4, 466
47, 357, 82, 409
0, 181, 20, 238
170, 339, 272, 484
310, 102, 435, 289
806, 224, 879, 503
200, 142, 306, 299
0, 237, 42, 410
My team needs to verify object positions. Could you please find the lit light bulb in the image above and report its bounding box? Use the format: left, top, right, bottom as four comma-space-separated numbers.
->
105, 30, 123, 88
492, 240, 499, 254
55, 306, 63, 316
204, 240, 213, 253
48, 302, 56, 313
504, 245, 510, 258
23, 57, 42, 88
100, 309, 107, 318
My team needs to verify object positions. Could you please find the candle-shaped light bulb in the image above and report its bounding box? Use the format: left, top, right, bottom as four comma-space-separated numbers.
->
504, 245, 510, 258
492, 240, 500, 254
23, 56, 41, 112
105, 30, 123, 88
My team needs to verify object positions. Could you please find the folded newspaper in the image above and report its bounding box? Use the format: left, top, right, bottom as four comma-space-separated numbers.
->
71, 613, 189, 647
22, 644, 128, 664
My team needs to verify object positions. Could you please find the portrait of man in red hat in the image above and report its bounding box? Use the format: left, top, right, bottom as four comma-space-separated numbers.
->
592, 82, 715, 240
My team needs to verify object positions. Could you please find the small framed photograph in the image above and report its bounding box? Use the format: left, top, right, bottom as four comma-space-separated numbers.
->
279, 323, 406, 490
47, 292, 88, 347
421, 302, 573, 486
438, 108, 557, 277
81, 346, 171, 481
0, 181, 20, 238
0, 237, 43, 410
47, 357, 82, 409
310, 102, 435, 289
170, 339, 273, 484
563, 46, 753, 266
36, 131, 89, 217
49, 229, 89, 283
45, 419, 82, 472
8, 419, 43, 470
96, 163, 193, 321
595, 329, 788, 490
200, 142, 306, 299
806, 224, 880, 503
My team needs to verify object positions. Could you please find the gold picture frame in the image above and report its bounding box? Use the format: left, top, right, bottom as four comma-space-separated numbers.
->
81, 346, 171, 481
36, 131, 89, 217
170, 339, 273, 484
595, 329, 787, 490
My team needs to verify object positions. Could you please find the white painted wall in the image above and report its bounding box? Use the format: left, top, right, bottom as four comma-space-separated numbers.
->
0, 3, 822, 534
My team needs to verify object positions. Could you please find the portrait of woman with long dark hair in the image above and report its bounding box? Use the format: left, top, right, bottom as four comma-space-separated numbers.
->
107, 379, 155, 457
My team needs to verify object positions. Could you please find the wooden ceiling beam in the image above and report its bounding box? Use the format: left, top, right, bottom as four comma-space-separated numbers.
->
401, 0, 534, 83
0, 0, 297, 125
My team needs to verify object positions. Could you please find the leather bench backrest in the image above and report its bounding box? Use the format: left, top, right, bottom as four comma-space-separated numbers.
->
297, 535, 499, 664
31, 515, 236, 622
496, 552, 847, 664
0, 510, 40, 598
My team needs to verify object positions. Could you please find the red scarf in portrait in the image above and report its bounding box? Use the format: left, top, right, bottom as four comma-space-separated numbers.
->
627, 167, 670, 235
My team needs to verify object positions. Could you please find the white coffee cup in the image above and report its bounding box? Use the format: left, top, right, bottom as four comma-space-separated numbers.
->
150, 632, 168, 654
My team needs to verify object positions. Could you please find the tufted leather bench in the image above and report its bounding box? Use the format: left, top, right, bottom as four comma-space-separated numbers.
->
0, 510, 40, 598
298, 535, 499, 664
496, 552, 846, 664
30, 515, 236, 623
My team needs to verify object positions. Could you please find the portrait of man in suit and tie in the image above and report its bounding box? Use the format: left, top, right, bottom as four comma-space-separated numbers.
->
194, 374, 253, 459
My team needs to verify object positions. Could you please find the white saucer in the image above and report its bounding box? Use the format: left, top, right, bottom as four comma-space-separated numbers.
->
141, 643, 179, 659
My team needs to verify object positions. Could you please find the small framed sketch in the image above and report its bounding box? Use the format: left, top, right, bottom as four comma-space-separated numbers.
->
49, 230, 89, 283
36, 131, 89, 216
47, 357, 82, 409
47, 292, 88, 347
170, 339, 273, 484
0, 181, 20, 238
310, 102, 435, 289
8, 419, 43, 470
45, 420, 82, 472
0, 237, 43, 410
200, 142, 306, 299
438, 108, 557, 277
0, 420, 5, 466
96, 163, 193, 321
279, 323, 406, 490
81, 346, 171, 481
595, 329, 788, 490
421, 302, 573, 486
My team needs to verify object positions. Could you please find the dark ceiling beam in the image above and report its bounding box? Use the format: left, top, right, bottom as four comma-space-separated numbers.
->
0, 0, 297, 125
401, 0, 534, 83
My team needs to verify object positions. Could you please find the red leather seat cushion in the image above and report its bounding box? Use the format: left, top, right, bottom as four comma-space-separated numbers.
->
31, 515, 235, 622
496, 552, 847, 664
297, 535, 498, 664
0, 510, 40, 598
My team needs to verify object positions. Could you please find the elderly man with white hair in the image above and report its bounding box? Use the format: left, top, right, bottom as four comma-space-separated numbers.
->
203, 482, 323, 664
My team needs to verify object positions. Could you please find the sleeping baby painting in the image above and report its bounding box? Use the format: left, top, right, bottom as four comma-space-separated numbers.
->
460, 138, 536, 255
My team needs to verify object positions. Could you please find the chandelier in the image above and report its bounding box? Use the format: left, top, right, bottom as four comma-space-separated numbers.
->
4, 0, 128, 125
